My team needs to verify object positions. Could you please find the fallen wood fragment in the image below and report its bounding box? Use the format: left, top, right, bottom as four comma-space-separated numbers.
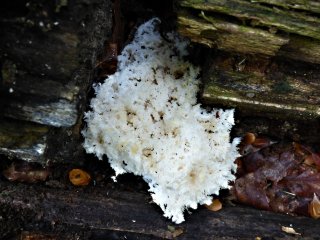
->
201, 59, 320, 120
178, 13, 289, 56
248, 0, 320, 14
178, 0, 320, 64
0, 0, 113, 164
0, 182, 319, 239
180, 0, 320, 40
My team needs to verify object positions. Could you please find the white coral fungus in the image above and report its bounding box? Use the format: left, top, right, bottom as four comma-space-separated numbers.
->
82, 18, 240, 223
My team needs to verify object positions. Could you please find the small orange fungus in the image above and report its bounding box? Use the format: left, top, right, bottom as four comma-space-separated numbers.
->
205, 199, 222, 212
309, 193, 320, 219
243, 132, 256, 145
69, 168, 91, 186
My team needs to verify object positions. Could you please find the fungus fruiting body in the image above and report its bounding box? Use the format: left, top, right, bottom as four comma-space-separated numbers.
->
69, 168, 91, 186
82, 18, 240, 223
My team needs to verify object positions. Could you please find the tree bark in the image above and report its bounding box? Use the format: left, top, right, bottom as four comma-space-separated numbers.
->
0, 0, 112, 164
177, 0, 320, 129
0, 181, 319, 239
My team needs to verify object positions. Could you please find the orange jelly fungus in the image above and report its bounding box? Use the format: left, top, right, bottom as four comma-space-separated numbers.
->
69, 169, 91, 186
205, 199, 223, 212
309, 193, 320, 219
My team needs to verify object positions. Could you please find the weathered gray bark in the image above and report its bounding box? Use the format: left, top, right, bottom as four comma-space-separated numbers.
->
0, 0, 112, 164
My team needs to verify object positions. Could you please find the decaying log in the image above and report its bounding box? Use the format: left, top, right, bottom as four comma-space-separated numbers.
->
279, 35, 320, 64
248, 0, 320, 14
202, 61, 320, 120
0, 181, 319, 239
0, 1, 108, 126
233, 116, 320, 146
178, 12, 320, 64
0, 1, 319, 238
0, 16, 80, 127
178, 0, 320, 64
178, 12, 289, 56
177, 0, 320, 126
0, 119, 48, 163
0, 0, 112, 164
3, 98, 78, 128
180, 0, 320, 40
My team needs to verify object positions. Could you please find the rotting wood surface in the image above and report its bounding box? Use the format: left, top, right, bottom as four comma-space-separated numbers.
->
177, 0, 320, 122
201, 56, 320, 120
0, 0, 319, 239
0, 0, 112, 164
180, 0, 320, 41
0, 182, 319, 239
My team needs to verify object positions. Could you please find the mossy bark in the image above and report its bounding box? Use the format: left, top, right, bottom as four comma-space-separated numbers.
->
202, 71, 320, 120
178, 0, 320, 63
177, 0, 320, 122
180, 0, 320, 40
178, 12, 289, 56
248, 0, 320, 14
